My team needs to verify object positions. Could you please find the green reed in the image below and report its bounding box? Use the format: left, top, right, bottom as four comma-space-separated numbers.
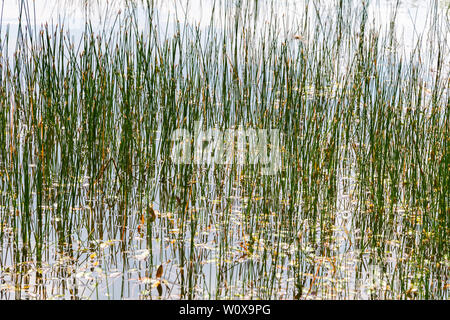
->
0, 0, 448, 299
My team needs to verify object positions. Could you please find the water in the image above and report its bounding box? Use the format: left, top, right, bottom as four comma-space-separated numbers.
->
2, 1, 448, 46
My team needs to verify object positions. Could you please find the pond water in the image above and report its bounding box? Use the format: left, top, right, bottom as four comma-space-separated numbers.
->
2, 1, 448, 46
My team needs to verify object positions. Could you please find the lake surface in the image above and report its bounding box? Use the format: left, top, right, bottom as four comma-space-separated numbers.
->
2, 1, 447, 45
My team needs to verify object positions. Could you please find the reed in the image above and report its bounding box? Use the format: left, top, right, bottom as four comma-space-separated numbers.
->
0, 0, 448, 299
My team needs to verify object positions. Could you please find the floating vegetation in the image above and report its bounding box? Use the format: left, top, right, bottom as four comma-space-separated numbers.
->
0, 0, 448, 300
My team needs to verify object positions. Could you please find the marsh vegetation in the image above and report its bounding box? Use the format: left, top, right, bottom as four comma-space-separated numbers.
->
0, 0, 448, 299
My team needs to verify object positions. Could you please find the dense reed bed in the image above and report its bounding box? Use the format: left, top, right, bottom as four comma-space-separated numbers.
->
0, 0, 448, 299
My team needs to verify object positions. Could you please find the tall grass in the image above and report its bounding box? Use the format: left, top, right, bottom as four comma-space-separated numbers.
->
0, 0, 448, 299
